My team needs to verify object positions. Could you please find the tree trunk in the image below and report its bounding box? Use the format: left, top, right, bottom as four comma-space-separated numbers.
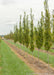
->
32, 52, 34, 64
38, 49, 39, 64
47, 51, 49, 75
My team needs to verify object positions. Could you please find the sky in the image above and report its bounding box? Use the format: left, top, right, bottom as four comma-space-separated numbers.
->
0, 0, 54, 35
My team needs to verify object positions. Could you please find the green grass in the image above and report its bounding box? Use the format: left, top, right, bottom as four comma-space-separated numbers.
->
8, 40, 54, 67
0, 41, 33, 75
52, 43, 54, 47
41, 45, 54, 53
35, 42, 54, 53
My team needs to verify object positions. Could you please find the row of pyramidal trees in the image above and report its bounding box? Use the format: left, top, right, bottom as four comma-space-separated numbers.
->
5, 0, 54, 52
13, 9, 34, 52
13, 9, 35, 52
5, 0, 54, 70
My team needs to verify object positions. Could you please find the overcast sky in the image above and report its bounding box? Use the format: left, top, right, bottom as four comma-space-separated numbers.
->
0, 0, 54, 35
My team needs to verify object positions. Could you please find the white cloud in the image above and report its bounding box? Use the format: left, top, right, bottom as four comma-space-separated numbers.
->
0, 0, 54, 35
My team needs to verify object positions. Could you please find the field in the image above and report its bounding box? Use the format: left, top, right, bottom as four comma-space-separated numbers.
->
0, 39, 54, 75
3, 40, 54, 74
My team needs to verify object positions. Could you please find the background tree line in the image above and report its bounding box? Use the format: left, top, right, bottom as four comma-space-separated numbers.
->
4, 0, 54, 52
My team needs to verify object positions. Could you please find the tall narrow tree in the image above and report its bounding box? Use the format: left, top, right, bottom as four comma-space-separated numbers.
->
35, 21, 44, 62
25, 15, 30, 47
30, 8, 34, 52
44, 0, 52, 74
40, 11, 44, 30
23, 12, 26, 45
19, 15, 22, 43
14, 25, 19, 43
52, 10, 54, 43
40, 11, 44, 46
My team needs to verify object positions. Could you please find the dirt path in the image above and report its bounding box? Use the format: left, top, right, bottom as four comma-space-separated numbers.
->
35, 48, 54, 56
10, 40, 54, 56
4, 40, 54, 75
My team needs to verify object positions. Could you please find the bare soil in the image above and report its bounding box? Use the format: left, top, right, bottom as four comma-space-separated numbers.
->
52, 47, 54, 49
4, 40, 54, 75
10, 40, 54, 56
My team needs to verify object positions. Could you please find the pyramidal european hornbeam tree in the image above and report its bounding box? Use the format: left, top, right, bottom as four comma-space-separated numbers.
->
52, 10, 54, 43
30, 8, 34, 52
35, 20, 44, 62
40, 11, 44, 30
40, 11, 44, 46
14, 25, 19, 43
19, 15, 22, 43
35, 12, 44, 51
25, 15, 30, 48
44, 0, 52, 73
22, 26, 24, 45
44, 0, 52, 51
23, 12, 26, 45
